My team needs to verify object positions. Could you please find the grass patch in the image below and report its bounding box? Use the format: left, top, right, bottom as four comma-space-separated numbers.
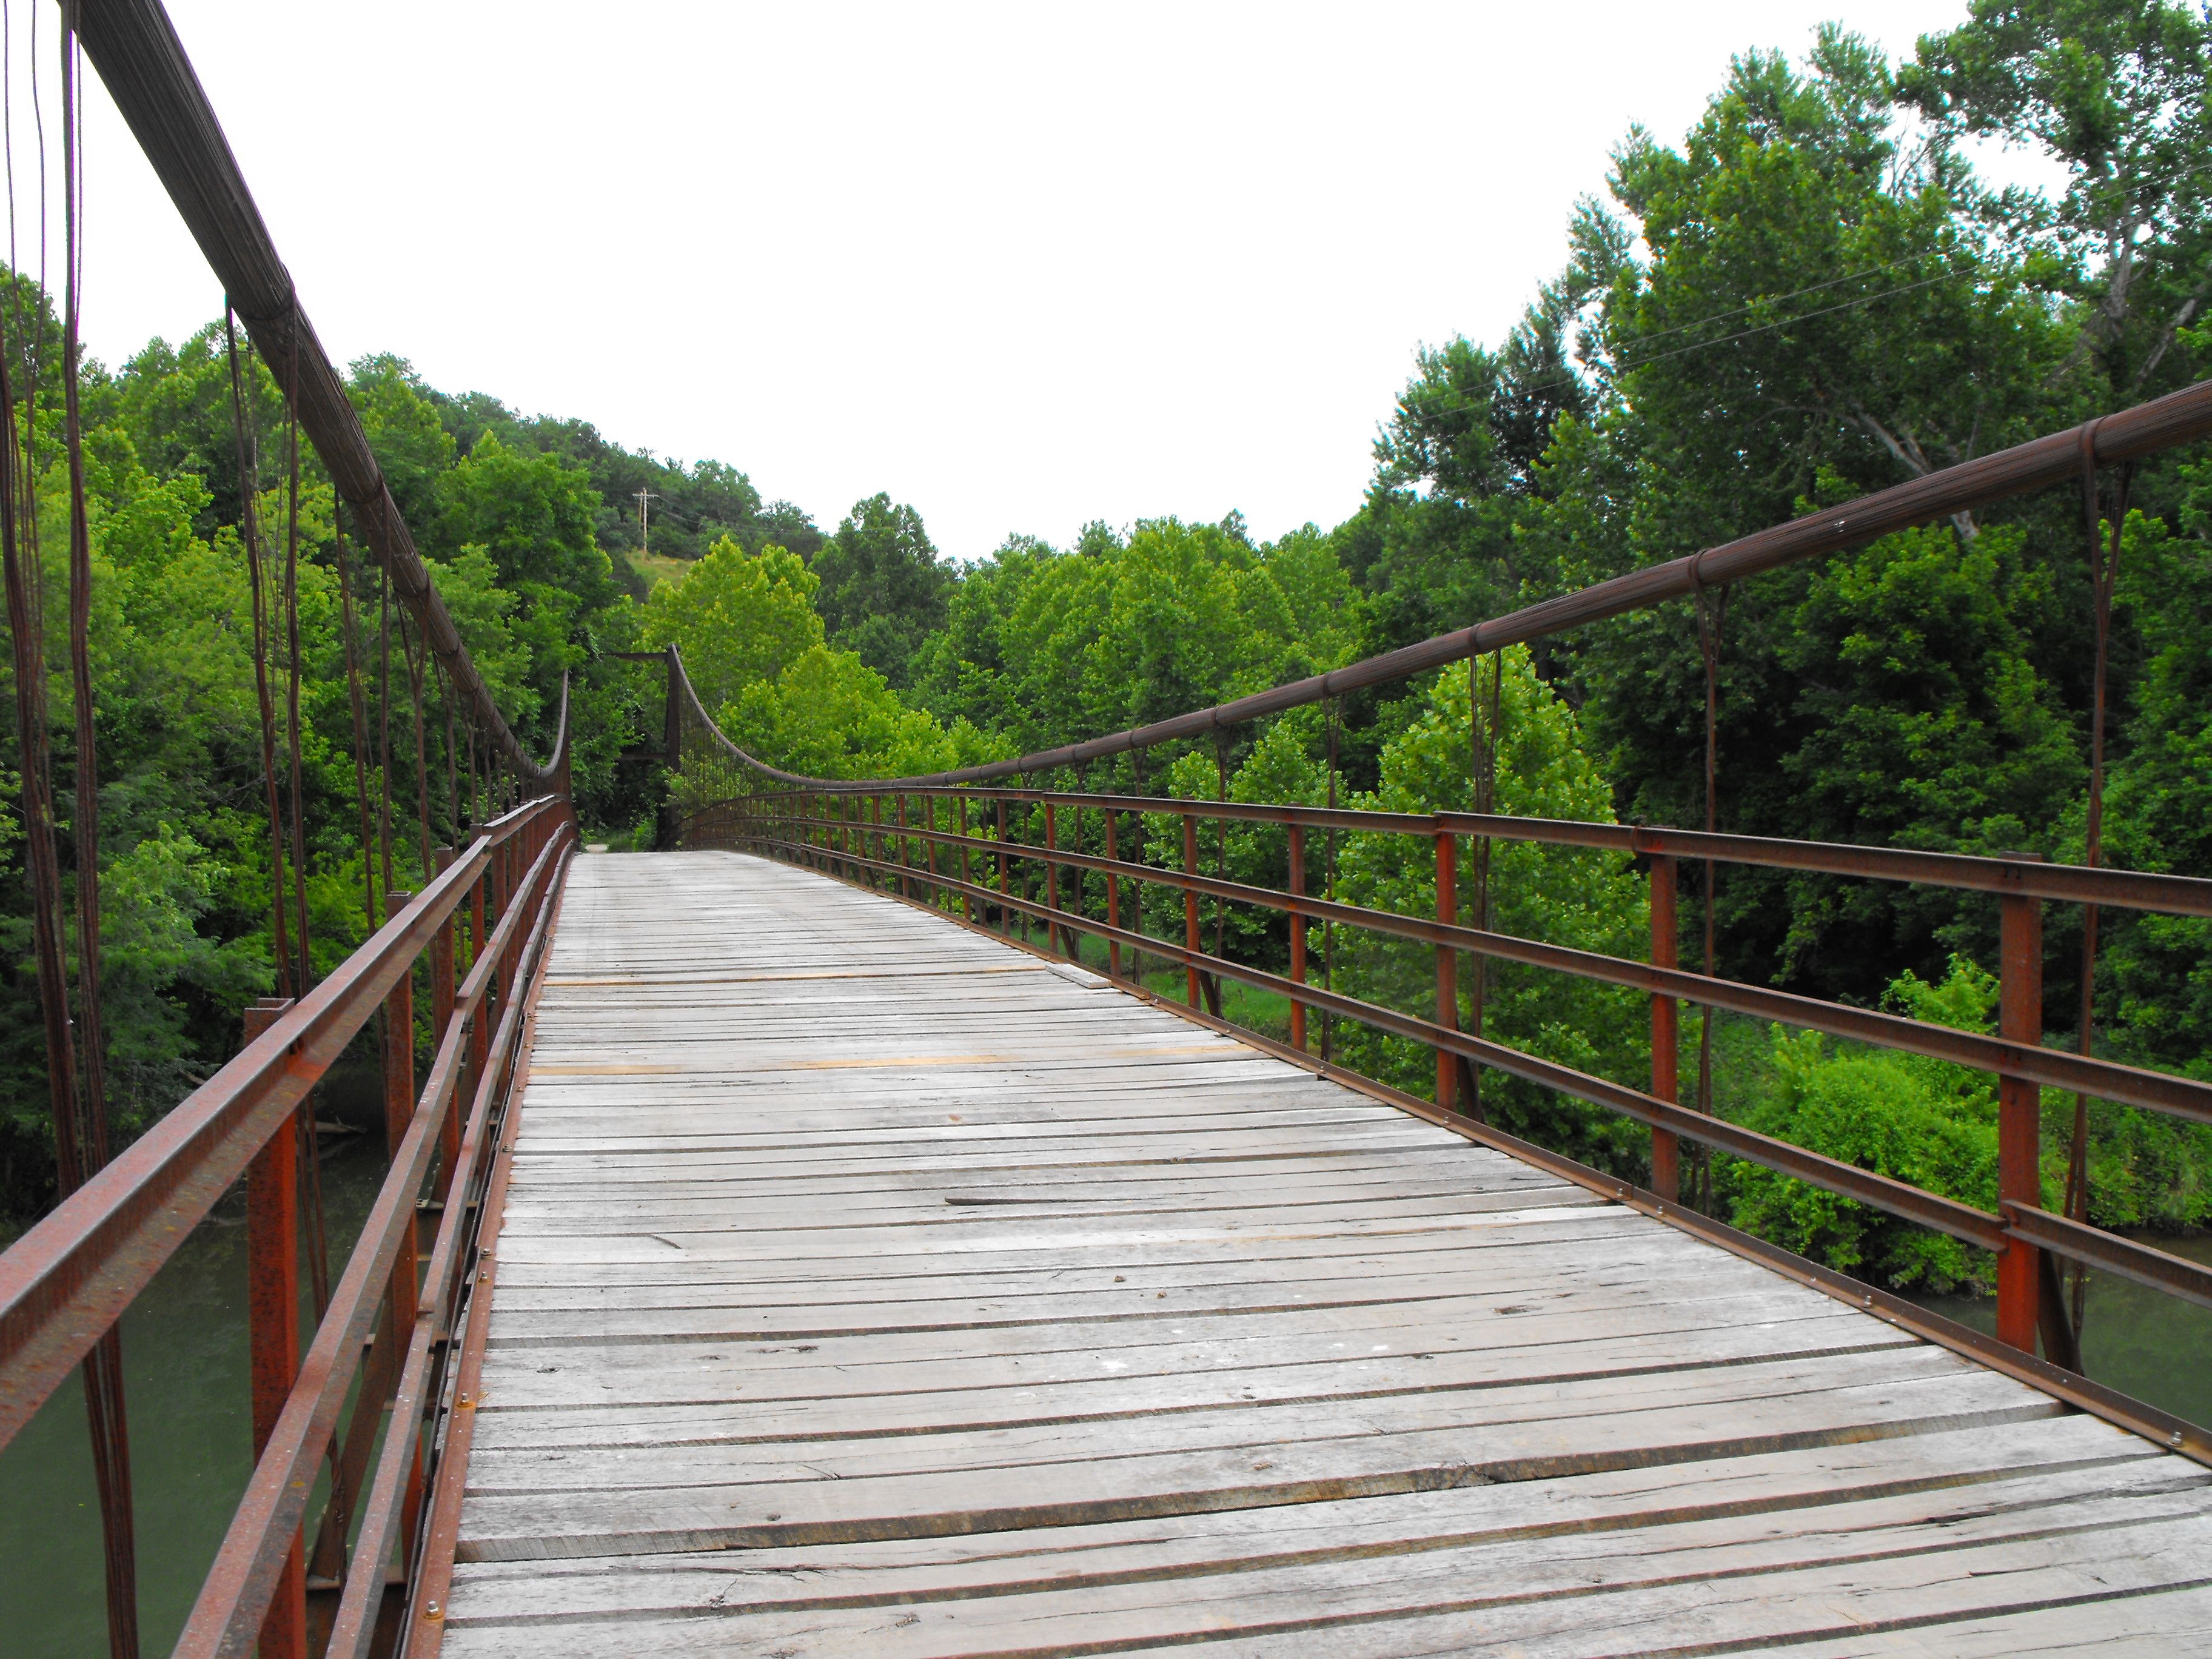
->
628, 548, 691, 589
1064, 931, 1303, 1048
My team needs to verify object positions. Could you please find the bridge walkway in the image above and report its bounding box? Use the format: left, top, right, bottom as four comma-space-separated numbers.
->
437, 851, 2212, 1656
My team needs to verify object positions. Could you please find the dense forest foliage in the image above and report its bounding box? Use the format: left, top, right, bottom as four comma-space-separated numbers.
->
4, 1, 2209, 1285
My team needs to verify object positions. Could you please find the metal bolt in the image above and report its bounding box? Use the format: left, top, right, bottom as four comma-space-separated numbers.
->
1863, 1295, 1874, 1308
423, 1601, 443, 1620
2174, 1431, 2186, 1447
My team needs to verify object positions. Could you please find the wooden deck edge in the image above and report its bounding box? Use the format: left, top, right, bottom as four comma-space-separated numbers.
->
745, 848, 2212, 1472
407, 848, 580, 1655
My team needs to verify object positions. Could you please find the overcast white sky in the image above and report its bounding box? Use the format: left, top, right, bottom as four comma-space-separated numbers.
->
59, 1, 2003, 561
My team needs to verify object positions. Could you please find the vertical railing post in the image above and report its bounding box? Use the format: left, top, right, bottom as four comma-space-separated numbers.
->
1997, 875, 2045, 1353
431, 847, 460, 1206
1106, 808, 1122, 980
1067, 802, 1082, 958
896, 795, 911, 899
468, 856, 491, 1105
1044, 802, 1062, 957
381, 891, 426, 1563
959, 795, 974, 923
1288, 823, 1307, 1052
1649, 851, 1680, 1203
925, 796, 939, 906
491, 840, 512, 1007
997, 797, 1011, 936
1182, 813, 1201, 1008
244, 995, 305, 1659
1435, 830, 1458, 1113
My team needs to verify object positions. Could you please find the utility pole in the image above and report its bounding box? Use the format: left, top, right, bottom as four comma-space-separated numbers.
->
634, 489, 660, 555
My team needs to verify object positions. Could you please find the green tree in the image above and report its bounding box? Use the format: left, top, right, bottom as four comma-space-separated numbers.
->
350, 354, 457, 531
1902, 0, 2212, 401
724, 646, 963, 781
431, 431, 635, 796
810, 494, 952, 691
1329, 651, 1651, 1173
638, 538, 825, 712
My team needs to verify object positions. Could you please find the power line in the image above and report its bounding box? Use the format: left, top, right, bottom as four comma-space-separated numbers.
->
1407, 264, 1963, 421
1592, 251, 1937, 354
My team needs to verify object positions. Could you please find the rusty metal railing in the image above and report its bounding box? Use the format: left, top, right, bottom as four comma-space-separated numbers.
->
663, 378, 2212, 1469
702, 764, 2212, 1465
0, 793, 574, 1655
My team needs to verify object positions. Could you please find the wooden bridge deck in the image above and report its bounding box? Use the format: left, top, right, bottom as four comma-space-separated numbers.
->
440, 851, 2212, 1657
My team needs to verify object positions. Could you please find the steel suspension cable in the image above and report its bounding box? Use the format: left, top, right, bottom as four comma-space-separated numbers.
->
333, 504, 376, 939
402, 611, 435, 884
376, 543, 394, 902
58, 10, 138, 1649
2067, 441, 2135, 1345
1212, 738, 1229, 1016
1691, 583, 1730, 1215
223, 304, 294, 1001
1323, 696, 1338, 1066
1468, 649, 1503, 1123
441, 656, 460, 845
280, 301, 329, 1321
281, 308, 310, 994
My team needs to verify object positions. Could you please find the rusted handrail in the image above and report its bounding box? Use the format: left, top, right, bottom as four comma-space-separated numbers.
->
711, 785, 2212, 918
751, 802, 2212, 1124
0, 794, 566, 1443
178, 824, 572, 1659
320, 837, 567, 1658
729, 814, 2212, 1346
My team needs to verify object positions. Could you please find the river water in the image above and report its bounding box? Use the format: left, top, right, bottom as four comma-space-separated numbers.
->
1, 1159, 2207, 1655
1907, 1231, 2212, 1429
0, 1130, 387, 1658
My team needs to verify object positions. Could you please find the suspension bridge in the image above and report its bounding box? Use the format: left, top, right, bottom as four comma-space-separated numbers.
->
4, 3, 2212, 1656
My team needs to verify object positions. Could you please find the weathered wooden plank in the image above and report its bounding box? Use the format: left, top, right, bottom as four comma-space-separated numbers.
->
456, 1368, 2059, 1561
481, 1262, 1837, 1353
440, 1521, 2212, 1657
435, 852, 2207, 1652
481, 1238, 1759, 1332
441, 1416, 2185, 1614
441, 1483, 2212, 1642
474, 1282, 1878, 1410
465, 1347, 1994, 1500
468, 1312, 1907, 1452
